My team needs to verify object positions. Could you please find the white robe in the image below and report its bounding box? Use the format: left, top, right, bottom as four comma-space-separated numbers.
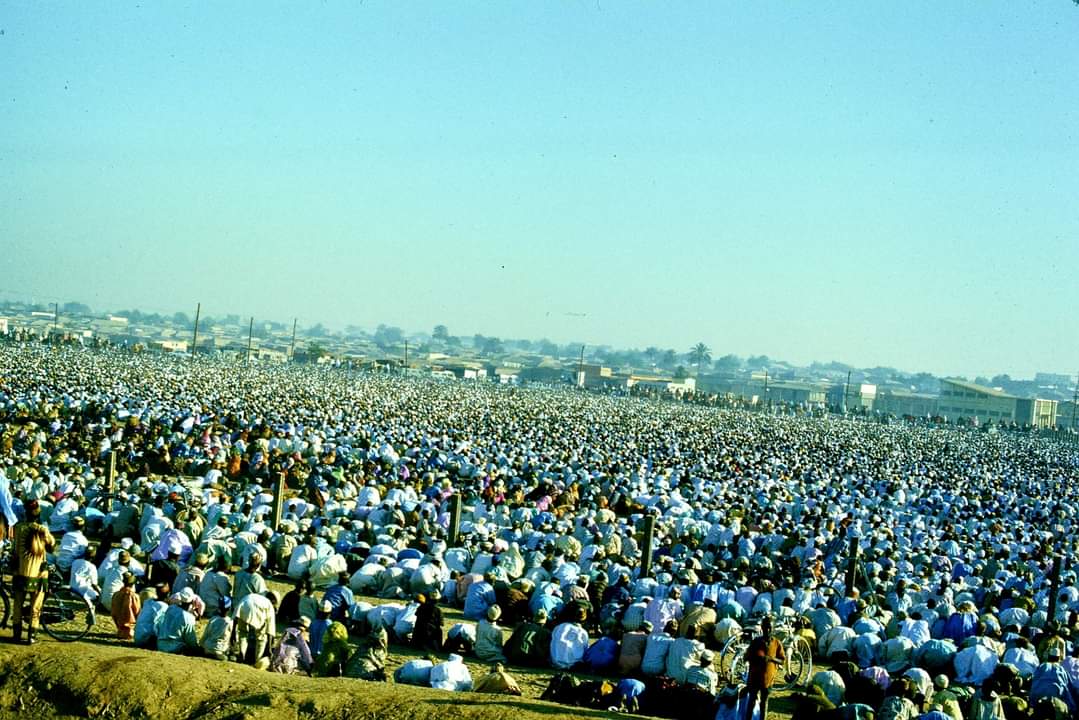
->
549, 622, 588, 669
70, 558, 100, 603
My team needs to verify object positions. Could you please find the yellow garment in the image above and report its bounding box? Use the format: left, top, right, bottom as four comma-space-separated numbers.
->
12, 520, 55, 630
474, 668, 522, 696
14, 520, 54, 579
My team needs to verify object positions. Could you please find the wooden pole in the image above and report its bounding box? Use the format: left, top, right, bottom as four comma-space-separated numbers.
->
639, 514, 657, 578
270, 472, 287, 531
105, 450, 117, 493
246, 316, 254, 366
1071, 372, 1078, 430
191, 302, 201, 360
447, 494, 462, 547
289, 318, 297, 361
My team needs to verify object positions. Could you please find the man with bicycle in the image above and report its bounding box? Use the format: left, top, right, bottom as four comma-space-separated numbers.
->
744, 615, 785, 720
10, 499, 56, 644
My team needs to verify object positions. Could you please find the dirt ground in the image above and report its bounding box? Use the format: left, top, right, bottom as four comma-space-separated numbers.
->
0, 576, 800, 720
0, 641, 633, 720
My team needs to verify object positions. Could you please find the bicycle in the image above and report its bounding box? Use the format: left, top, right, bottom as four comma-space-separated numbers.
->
1, 548, 95, 642
40, 565, 97, 641
718, 615, 814, 691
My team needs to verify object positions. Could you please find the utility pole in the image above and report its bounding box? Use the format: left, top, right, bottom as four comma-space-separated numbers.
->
844, 370, 852, 413
52, 302, 59, 337
271, 472, 287, 532
577, 345, 585, 388
105, 450, 116, 493
448, 494, 462, 546
191, 302, 201, 361
289, 318, 297, 361
246, 316, 254, 366
403, 340, 408, 373
1072, 371, 1078, 430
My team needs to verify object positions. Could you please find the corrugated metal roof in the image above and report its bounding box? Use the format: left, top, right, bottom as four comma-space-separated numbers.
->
941, 378, 1016, 399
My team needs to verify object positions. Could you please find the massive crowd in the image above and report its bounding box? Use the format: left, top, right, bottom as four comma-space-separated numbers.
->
2, 340, 1079, 720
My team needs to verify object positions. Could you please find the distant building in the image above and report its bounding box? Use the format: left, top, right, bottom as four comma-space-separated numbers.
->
519, 360, 568, 384
760, 380, 829, 405
938, 378, 1057, 427
1056, 400, 1079, 430
153, 339, 189, 353
492, 367, 519, 384
874, 388, 938, 417
576, 364, 612, 388
1035, 372, 1074, 388
828, 383, 876, 410
435, 361, 488, 381
627, 375, 696, 394
257, 347, 289, 363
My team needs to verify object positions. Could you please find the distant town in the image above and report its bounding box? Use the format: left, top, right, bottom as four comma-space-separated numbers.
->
1, 298, 1076, 431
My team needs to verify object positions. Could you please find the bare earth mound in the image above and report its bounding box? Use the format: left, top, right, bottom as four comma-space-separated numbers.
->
0, 642, 622, 720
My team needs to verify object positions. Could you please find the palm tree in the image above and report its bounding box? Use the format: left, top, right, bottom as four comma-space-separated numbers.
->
688, 342, 712, 376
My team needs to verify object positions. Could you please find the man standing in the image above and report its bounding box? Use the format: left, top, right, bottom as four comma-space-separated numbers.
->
744, 616, 785, 720
110, 572, 141, 640
11, 500, 55, 644
234, 590, 278, 667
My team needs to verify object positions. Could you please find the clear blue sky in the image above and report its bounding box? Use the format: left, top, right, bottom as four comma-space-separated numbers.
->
2, 2, 1077, 378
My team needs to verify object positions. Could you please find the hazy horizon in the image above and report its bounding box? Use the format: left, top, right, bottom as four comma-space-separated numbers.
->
3, 3, 1078, 380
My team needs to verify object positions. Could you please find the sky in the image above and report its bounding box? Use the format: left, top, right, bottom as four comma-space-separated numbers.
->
2, 2, 1078, 379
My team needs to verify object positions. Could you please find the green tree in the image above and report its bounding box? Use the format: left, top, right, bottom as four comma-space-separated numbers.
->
433, 324, 449, 341
62, 301, 91, 315
713, 354, 743, 372
373, 324, 403, 346
746, 354, 770, 369
308, 341, 328, 359
687, 342, 712, 376
537, 339, 559, 356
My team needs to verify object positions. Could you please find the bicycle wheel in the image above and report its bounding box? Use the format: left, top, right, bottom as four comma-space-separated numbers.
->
41, 587, 95, 641
778, 636, 813, 690
794, 636, 814, 685
718, 636, 748, 685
